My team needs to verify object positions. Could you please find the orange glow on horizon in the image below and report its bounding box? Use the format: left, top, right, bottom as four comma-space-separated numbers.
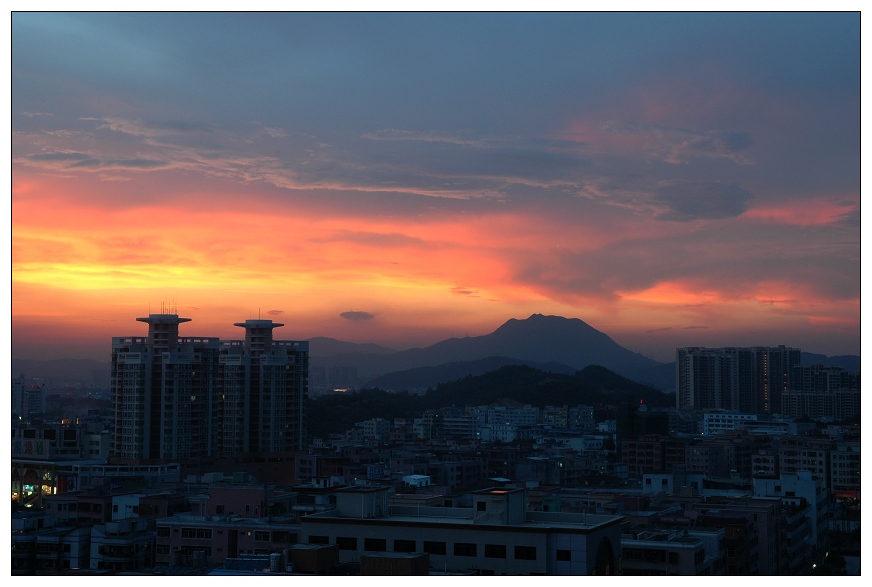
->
11, 170, 860, 361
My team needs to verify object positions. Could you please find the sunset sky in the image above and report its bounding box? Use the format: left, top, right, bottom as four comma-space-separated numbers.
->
10, 12, 861, 363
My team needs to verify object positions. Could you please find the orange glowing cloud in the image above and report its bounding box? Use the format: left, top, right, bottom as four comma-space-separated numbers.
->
13, 172, 574, 353
617, 282, 726, 306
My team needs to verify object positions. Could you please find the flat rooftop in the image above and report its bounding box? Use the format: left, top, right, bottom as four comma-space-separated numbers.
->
306, 506, 621, 531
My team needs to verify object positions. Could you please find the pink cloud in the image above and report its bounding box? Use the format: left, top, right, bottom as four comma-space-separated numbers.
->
742, 198, 858, 226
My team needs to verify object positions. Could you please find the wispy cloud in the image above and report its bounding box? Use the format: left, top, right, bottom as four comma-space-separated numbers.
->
25, 151, 170, 171
362, 129, 485, 147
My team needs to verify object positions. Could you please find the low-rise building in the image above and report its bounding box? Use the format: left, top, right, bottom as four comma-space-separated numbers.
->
90, 517, 155, 572
753, 470, 829, 569
621, 527, 723, 575
300, 485, 623, 575
11, 512, 91, 575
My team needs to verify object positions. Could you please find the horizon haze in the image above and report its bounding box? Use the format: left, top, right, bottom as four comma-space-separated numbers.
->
10, 13, 861, 365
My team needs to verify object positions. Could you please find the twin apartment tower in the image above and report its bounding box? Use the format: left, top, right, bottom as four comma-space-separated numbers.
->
111, 314, 308, 462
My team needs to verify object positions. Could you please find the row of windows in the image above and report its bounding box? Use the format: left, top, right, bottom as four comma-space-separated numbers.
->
180, 528, 213, 540
310, 536, 538, 560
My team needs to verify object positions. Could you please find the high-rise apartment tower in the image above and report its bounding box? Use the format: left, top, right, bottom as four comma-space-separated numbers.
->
218, 320, 308, 454
675, 346, 800, 414
111, 314, 220, 461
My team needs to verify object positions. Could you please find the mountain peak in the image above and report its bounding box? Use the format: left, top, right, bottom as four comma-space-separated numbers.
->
495, 313, 598, 336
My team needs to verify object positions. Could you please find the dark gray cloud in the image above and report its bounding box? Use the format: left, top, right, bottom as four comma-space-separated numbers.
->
105, 158, 169, 169
25, 151, 170, 171
340, 311, 375, 321
653, 182, 754, 221
665, 130, 755, 164
513, 215, 859, 305
70, 158, 102, 168
267, 310, 284, 316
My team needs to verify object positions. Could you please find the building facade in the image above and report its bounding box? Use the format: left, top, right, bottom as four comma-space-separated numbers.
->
218, 320, 308, 454
111, 314, 220, 461
300, 485, 623, 575
676, 346, 800, 414
781, 364, 860, 420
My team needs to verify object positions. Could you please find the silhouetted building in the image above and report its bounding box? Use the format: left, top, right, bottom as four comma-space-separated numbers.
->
676, 346, 800, 414
111, 314, 308, 462
218, 319, 308, 454
12, 374, 45, 420
11, 512, 91, 575
111, 314, 220, 461
781, 364, 860, 420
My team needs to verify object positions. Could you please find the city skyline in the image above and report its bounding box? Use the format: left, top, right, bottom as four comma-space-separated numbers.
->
10, 12, 861, 363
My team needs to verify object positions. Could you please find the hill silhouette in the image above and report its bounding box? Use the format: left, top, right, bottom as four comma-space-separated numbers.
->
366, 314, 665, 382
307, 363, 672, 438
364, 356, 578, 391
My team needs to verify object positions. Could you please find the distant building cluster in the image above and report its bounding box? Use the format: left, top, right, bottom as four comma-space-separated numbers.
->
676, 346, 860, 421
342, 404, 598, 445
781, 364, 860, 420
12, 374, 46, 421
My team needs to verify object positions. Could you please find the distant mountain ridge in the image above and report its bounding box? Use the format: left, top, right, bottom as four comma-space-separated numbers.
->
14, 315, 860, 391
347, 314, 667, 386
800, 352, 860, 372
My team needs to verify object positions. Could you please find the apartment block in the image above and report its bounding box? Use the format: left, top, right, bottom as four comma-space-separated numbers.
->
781, 364, 860, 420
830, 440, 860, 495
676, 346, 800, 414
111, 314, 220, 461
776, 436, 832, 487
218, 320, 308, 454
753, 470, 829, 568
